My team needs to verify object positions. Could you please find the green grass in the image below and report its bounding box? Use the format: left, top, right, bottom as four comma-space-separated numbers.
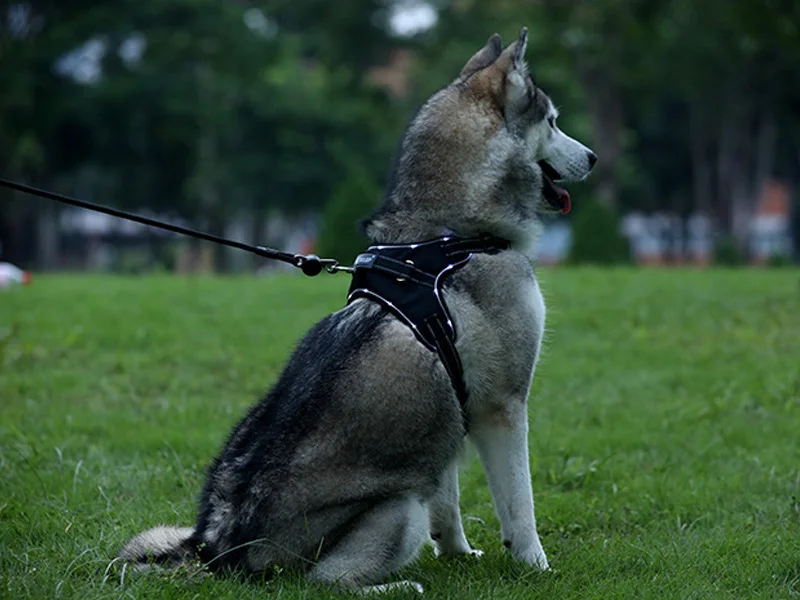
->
1, 269, 799, 599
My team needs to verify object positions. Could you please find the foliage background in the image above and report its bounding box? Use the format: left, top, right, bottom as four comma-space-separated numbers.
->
1, 0, 799, 267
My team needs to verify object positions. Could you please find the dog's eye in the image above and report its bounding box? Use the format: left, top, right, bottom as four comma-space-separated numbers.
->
547, 116, 555, 128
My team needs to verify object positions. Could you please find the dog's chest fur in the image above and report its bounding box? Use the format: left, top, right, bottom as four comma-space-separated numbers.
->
443, 250, 544, 413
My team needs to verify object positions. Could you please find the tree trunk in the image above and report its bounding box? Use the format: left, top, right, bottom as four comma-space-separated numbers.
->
715, 69, 754, 250
715, 91, 737, 237
0, 185, 39, 268
36, 202, 59, 270
689, 99, 715, 217
250, 209, 266, 271
752, 93, 777, 207
718, 64, 777, 256
577, 63, 623, 211
194, 63, 226, 272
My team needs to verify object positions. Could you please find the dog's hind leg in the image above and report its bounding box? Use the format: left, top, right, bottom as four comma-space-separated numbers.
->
429, 459, 482, 558
308, 493, 428, 594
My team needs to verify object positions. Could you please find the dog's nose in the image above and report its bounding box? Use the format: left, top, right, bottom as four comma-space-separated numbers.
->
587, 151, 598, 169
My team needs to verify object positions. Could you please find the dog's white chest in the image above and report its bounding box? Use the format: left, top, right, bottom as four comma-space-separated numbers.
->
448, 269, 546, 405
525, 276, 546, 350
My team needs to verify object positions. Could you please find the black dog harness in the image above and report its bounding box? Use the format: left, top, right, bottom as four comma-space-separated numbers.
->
347, 235, 510, 408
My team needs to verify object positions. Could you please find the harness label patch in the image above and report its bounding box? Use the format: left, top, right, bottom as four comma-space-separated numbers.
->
354, 253, 377, 268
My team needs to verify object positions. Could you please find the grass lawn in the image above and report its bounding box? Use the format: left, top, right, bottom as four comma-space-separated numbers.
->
1, 269, 799, 599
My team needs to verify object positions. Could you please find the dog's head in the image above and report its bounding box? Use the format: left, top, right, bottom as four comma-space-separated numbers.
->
366, 28, 597, 248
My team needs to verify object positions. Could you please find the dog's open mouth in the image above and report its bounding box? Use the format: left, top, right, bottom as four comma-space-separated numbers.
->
538, 161, 571, 215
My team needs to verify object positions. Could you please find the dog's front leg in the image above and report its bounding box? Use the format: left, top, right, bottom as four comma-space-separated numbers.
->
429, 459, 482, 558
469, 402, 548, 570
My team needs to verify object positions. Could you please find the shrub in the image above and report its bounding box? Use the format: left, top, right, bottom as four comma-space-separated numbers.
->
317, 166, 381, 265
567, 198, 630, 265
714, 235, 746, 266
766, 253, 794, 267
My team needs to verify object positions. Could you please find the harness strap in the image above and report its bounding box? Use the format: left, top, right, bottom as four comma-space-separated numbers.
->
360, 255, 437, 287
423, 315, 468, 403
441, 237, 509, 255
347, 235, 509, 413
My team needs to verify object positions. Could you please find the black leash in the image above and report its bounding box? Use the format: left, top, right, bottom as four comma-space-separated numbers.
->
0, 177, 351, 276
2, 176, 510, 414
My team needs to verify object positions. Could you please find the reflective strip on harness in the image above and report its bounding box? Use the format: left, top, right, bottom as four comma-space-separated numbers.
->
346, 235, 510, 408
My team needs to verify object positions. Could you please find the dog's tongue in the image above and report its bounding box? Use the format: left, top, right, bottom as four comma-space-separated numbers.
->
558, 188, 571, 215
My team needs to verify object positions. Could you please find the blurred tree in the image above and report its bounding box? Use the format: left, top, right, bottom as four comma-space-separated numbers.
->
316, 162, 380, 264
0, 1, 103, 265
654, 0, 800, 248
2, 0, 798, 267
409, 0, 800, 254
568, 197, 630, 265
1, 0, 405, 268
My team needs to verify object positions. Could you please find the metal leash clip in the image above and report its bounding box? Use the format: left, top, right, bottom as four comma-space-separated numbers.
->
293, 254, 354, 276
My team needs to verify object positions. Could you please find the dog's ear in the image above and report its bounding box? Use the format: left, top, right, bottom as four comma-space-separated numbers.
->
495, 27, 532, 112
460, 33, 503, 77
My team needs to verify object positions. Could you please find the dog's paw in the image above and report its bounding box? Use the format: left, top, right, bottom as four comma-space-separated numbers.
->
523, 549, 549, 571
437, 547, 484, 560
357, 580, 424, 595
432, 541, 483, 560
431, 530, 483, 560
504, 539, 549, 570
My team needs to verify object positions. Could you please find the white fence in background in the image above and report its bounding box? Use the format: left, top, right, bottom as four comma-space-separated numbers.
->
42, 206, 798, 270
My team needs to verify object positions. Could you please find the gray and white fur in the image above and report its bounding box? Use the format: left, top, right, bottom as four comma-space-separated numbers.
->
119, 28, 596, 594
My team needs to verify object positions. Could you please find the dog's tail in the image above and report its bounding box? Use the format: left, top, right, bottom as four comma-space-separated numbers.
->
119, 526, 197, 570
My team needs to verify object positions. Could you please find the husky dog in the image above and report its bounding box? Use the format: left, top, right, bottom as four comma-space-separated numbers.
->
120, 28, 596, 594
